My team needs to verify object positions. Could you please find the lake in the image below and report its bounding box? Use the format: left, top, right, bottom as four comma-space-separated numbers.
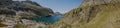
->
33, 15, 62, 23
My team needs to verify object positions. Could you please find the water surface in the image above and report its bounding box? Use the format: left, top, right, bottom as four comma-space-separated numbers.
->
33, 15, 62, 23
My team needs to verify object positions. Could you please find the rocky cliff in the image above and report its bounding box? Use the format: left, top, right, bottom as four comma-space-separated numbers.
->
0, 0, 55, 28
52, 0, 120, 28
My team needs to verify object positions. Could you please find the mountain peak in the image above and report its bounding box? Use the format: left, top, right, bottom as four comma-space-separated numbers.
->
81, 0, 120, 7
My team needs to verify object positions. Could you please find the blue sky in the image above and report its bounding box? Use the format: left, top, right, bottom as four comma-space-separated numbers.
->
32, 0, 83, 13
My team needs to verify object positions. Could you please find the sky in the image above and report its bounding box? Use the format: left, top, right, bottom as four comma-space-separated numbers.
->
31, 0, 83, 14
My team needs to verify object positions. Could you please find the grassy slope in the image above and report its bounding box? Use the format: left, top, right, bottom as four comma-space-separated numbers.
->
52, 0, 120, 28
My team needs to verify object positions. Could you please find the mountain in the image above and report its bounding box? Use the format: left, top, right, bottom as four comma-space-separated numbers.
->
52, 0, 120, 28
0, 0, 55, 28
55, 12, 63, 15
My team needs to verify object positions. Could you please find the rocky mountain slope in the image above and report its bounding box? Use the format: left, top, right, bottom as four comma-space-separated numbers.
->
52, 0, 120, 28
0, 0, 55, 28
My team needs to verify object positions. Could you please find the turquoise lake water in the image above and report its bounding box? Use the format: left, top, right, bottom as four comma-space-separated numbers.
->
33, 15, 62, 23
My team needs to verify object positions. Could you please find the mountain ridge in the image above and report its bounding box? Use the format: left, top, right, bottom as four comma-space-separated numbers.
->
52, 0, 120, 28
0, 0, 55, 28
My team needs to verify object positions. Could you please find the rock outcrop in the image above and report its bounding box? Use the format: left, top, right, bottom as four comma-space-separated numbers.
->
52, 0, 120, 28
